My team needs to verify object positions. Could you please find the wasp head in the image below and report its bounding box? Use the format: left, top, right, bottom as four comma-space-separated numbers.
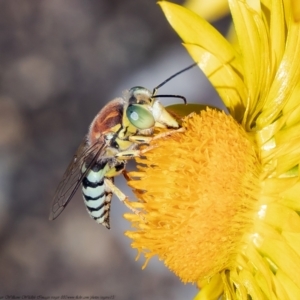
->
125, 86, 179, 130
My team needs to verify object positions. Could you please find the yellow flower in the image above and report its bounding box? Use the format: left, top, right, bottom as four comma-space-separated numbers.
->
125, 0, 300, 299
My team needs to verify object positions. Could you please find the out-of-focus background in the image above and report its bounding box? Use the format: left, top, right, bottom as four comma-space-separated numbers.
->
0, 0, 229, 298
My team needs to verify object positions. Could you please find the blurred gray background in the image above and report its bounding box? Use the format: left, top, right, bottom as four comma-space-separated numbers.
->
0, 0, 228, 298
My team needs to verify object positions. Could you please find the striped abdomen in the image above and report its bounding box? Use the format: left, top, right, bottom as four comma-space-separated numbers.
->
82, 161, 113, 229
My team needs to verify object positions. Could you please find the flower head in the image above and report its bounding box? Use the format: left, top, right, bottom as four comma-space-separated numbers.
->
125, 0, 300, 299
126, 109, 260, 283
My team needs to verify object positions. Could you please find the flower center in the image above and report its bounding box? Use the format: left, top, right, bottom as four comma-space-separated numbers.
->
126, 108, 260, 283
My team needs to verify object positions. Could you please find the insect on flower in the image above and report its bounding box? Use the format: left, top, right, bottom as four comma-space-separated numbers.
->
49, 63, 197, 229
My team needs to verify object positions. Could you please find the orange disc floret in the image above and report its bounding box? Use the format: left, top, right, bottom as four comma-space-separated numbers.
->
125, 108, 260, 283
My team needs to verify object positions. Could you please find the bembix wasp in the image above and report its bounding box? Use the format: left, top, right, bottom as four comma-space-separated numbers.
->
49, 62, 198, 229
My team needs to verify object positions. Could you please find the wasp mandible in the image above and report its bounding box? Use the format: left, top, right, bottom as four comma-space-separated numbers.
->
49, 63, 197, 229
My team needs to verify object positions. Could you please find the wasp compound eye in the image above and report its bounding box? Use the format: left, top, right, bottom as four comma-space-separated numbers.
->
126, 104, 155, 129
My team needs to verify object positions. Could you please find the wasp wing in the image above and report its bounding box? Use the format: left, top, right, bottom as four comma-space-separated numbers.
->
49, 137, 106, 220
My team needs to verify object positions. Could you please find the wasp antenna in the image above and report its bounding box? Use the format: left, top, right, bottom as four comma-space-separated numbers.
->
152, 94, 187, 104
152, 62, 198, 95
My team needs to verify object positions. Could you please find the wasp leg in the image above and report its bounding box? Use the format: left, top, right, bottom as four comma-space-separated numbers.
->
122, 169, 133, 182
104, 178, 142, 216
129, 127, 185, 144
116, 127, 184, 159
115, 145, 157, 160
151, 126, 185, 140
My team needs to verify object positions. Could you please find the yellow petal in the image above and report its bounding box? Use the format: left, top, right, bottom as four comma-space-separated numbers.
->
184, 43, 247, 121
184, 0, 229, 22
269, 0, 285, 67
252, 224, 300, 288
158, 1, 237, 66
158, 1, 245, 120
256, 22, 300, 129
276, 270, 300, 299
229, 0, 270, 127
194, 273, 223, 300
291, 0, 300, 22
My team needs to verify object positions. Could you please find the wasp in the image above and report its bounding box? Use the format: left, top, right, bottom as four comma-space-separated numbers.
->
49, 63, 197, 229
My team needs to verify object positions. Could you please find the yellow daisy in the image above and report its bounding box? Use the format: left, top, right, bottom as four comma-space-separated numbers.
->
125, 0, 300, 299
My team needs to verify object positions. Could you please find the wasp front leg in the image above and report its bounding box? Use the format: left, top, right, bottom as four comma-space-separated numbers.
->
115, 127, 185, 160
114, 146, 157, 160
129, 127, 185, 144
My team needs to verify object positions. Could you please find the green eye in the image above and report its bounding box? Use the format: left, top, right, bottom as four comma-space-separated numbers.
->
126, 104, 155, 129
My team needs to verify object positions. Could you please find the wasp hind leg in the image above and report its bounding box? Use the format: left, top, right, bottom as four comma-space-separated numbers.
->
122, 169, 133, 182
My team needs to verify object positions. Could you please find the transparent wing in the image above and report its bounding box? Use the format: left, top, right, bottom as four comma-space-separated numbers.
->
49, 137, 106, 220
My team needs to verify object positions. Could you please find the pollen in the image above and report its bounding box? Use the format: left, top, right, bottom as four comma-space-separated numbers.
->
125, 108, 261, 283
